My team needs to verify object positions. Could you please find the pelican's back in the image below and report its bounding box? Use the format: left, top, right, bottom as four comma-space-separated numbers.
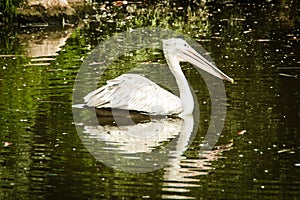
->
84, 74, 182, 115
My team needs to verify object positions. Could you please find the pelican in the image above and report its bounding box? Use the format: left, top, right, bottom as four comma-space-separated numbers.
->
84, 38, 233, 116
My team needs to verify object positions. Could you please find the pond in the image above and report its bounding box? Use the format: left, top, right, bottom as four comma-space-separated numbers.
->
0, 1, 300, 199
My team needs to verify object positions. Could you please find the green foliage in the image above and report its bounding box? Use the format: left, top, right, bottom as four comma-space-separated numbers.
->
0, 0, 25, 21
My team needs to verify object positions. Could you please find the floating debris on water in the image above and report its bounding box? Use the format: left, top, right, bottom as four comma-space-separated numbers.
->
237, 130, 247, 135
3, 142, 13, 147
279, 73, 298, 78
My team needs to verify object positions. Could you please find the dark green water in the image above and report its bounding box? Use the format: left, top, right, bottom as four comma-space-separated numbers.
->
1, 1, 300, 199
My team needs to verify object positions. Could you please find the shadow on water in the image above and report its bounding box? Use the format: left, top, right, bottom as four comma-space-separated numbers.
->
0, 0, 300, 199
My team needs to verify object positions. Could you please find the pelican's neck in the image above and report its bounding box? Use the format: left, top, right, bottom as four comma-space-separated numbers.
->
165, 53, 194, 115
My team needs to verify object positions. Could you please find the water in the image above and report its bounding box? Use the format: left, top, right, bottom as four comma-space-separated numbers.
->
1, 1, 300, 199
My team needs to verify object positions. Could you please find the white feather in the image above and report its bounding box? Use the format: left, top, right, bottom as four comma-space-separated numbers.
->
84, 74, 183, 115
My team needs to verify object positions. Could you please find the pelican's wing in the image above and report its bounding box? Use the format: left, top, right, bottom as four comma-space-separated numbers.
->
84, 74, 183, 115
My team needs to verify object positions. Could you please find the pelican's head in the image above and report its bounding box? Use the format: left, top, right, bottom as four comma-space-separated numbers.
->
163, 38, 234, 83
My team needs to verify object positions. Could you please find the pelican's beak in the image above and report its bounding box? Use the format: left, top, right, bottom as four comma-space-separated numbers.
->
179, 47, 234, 83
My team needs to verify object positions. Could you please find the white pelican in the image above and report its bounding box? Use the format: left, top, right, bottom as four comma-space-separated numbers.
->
84, 38, 233, 116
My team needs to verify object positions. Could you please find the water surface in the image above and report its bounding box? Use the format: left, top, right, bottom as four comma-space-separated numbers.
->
0, 1, 300, 199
